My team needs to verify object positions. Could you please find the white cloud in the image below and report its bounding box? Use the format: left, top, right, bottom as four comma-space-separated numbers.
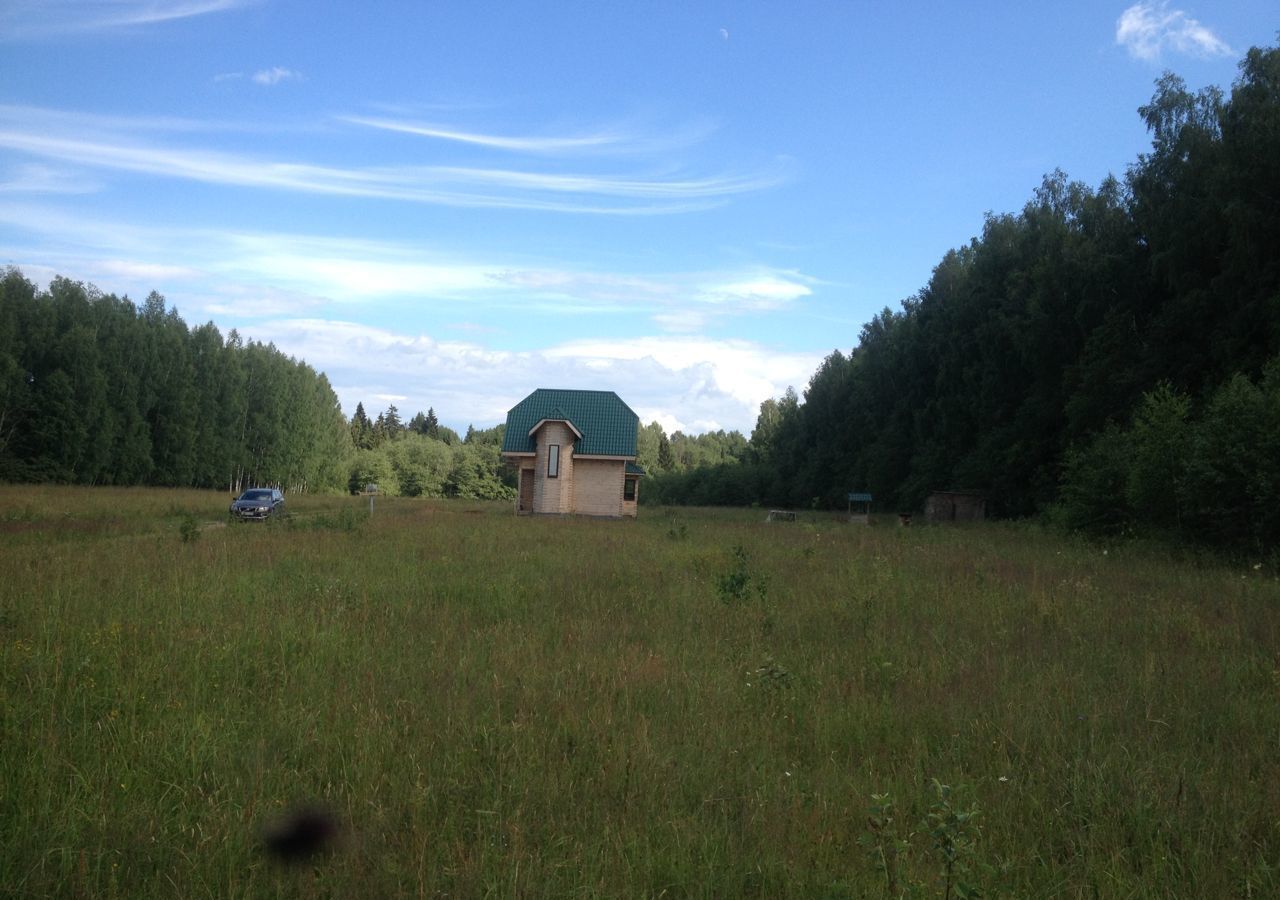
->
0, 163, 98, 194
0, 203, 816, 325
543, 336, 822, 432
249, 318, 820, 434
1116, 2, 1233, 62
339, 114, 715, 158
235, 253, 497, 299
252, 67, 302, 86
695, 271, 813, 310
652, 310, 709, 333
1, 0, 252, 39
96, 259, 203, 282
0, 106, 783, 215
340, 116, 623, 154
200, 291, 323, 318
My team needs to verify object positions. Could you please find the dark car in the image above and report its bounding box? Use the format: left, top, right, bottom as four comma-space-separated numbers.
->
229, 488, 286, 521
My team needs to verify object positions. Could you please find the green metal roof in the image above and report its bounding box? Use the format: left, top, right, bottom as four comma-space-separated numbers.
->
625, 462, 646, 476
501, 389, 639, 458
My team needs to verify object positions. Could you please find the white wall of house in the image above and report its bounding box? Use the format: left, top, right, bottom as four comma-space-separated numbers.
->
573, 458, 626, 517
532, 421, 576, 514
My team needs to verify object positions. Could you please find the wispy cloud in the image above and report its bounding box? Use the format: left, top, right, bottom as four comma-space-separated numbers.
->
1116, 2, 1233, 62
340, 113, 714, 157
340, 116, 623, 154
0, 106, 783, 215
0, 163, 99, 194
1, 0, 252, 39
488, 265, 812, 325
252, 67, 302, 86
0, 204, 815, 324
96, 259, 203, 282
694, 271, 813, 310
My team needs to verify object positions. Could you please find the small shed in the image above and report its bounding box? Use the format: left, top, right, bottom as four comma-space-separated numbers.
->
924, 491, 986, 523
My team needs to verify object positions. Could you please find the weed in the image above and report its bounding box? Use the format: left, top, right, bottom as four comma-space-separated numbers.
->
926, 780, 984, 900
178, 514, 200, 543
716, 544, 768, 604
858, 783, 984, 899
857, 792, 910, 898
664, 509, 689, 540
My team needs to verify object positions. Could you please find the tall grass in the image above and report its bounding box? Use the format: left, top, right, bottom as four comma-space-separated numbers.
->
1, 487, 1277, 897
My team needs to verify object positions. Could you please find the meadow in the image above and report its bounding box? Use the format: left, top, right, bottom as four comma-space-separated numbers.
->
1, 485, 1277, 898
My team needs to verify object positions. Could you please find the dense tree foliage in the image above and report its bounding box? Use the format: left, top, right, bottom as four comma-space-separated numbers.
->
650, 44, 1280, 554
0, 270, 350, 491
343, 412, 513, 500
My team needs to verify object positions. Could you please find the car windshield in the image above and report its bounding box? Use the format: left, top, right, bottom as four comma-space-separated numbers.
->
239, 490, 272, 501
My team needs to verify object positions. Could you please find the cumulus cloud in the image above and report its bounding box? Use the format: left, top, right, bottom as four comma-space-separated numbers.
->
252, 67, 302, 86
1116, 2, 1233, 62
257, 318, 823, 434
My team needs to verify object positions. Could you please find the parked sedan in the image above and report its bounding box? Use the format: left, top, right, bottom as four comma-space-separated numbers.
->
229, 488, 286, 521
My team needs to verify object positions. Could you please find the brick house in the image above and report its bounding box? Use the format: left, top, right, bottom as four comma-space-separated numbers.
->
500, 389, 645, 517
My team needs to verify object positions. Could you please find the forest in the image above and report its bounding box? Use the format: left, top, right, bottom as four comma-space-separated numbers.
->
647, 43, 1280, 557
1, 43, 1277, 555
0, 273, 350, 493
0, 271, 524, 501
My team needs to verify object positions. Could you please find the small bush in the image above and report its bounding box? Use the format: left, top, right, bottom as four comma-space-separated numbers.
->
716, 544, 768, 604
178, 514, 200, 543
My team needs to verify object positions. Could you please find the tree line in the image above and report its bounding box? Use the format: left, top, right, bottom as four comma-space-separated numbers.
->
0, 271, 350, 492
0, 266, 525, 501
650, 43, 1280, 555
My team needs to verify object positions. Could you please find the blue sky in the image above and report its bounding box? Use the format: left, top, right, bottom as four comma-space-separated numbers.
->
1, 2, 1274, 435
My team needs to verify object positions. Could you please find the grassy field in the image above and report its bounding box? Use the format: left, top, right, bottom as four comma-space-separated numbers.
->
1, 485, 1278, 898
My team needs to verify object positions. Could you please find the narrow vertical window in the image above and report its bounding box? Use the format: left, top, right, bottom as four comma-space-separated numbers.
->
624, 477, 636, 501
547, 444, 560, 478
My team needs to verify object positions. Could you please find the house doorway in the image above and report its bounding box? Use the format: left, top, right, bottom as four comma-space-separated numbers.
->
518, 467, 535, 513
